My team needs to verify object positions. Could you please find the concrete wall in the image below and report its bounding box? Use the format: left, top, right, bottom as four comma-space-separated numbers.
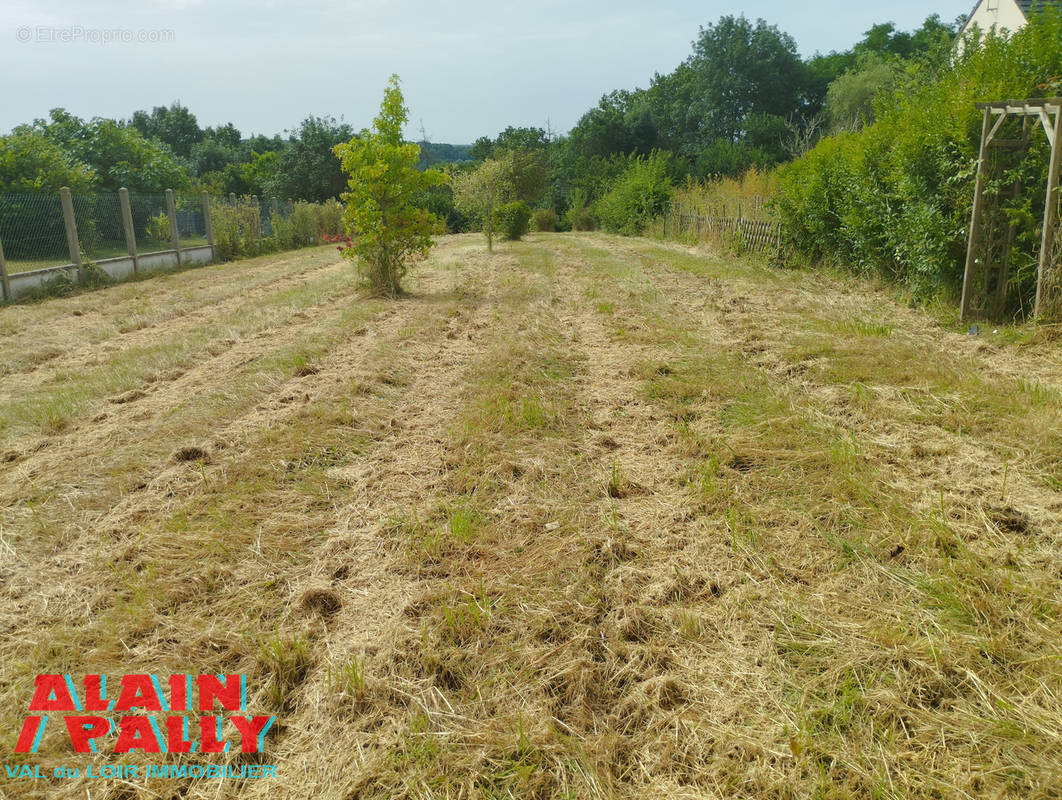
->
6, 245, 214, 300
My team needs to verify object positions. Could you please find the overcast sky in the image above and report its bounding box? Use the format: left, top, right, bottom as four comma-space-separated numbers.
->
0, 0, 976, 143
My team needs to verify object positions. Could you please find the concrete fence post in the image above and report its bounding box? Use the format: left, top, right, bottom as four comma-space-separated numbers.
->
271, 196, 279, 219
229, 193, 237, 207
119, 188, 139, 274
165, 189, 182, 266
201, 192, 214, 251
0, 234, 10, 301
251, 195, 262, 243
60, 187, 85, 283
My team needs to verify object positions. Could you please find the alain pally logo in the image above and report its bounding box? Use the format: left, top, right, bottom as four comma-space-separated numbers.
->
6, 674, 276, 779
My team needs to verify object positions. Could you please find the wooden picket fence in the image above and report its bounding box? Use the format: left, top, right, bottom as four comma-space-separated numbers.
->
665, 213, 781, 254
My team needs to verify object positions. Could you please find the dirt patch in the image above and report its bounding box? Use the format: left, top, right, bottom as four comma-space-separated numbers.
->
300, 588, 342, 619
170, 445, 210, 463
990, 505, 1034, 535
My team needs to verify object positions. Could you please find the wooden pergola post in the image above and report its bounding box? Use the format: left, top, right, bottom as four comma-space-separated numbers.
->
960, 108, 992, 321
961, 98, 1062, 321
1035, 103, 1062, 319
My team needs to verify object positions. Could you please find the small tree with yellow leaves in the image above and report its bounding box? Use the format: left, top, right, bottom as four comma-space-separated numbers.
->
333, 75, 447, 296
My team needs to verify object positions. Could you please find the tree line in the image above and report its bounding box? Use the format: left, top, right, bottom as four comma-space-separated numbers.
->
1, 12, 956, 208
432, 13, 961, 235
0, 104, 470, 200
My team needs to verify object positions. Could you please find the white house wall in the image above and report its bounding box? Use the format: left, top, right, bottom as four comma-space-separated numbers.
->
958, 0, 1029, 52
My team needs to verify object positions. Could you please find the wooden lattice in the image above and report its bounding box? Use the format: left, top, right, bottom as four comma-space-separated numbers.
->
961, 98, 1062, 321
669, 213, 781, 254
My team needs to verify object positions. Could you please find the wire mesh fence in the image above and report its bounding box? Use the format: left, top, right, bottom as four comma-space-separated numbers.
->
0, 194, 70, 274
72, 193, 127, 262
260, 197, 276, 238
176, 194, 208, 248
0, 189, 342, 300
134, 193, 172, 254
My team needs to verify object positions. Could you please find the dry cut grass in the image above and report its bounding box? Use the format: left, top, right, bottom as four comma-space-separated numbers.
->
0, 233, 1060, 799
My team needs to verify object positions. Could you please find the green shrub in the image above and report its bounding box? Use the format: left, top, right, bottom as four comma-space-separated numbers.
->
776, 7, 1062, 311
210, 198, 262, 261
595, 151, 673, 236
210, 197, 344, 262
289, 199, 343, 246
315, 198, 344, 240
566, 190, 596, 231
291, 202, 318, 246
492, 201, 532, 241
532, 208, 557, 232
145, 213, 170, 246
209, 203, 239, 262
270, 212, 295, 251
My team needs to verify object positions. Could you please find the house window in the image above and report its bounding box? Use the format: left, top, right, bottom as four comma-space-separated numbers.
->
987, 0, 998, 10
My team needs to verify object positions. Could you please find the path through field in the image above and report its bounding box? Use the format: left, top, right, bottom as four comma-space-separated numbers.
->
1, 234, 1060, 799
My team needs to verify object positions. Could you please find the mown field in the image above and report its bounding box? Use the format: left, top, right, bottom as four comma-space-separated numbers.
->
1, 234, 1060, 799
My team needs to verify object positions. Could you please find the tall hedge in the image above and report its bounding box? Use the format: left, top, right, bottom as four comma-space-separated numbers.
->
596, 152, 674, 236
775, 9, 1062, 308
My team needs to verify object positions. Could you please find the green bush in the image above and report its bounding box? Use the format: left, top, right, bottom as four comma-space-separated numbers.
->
566, 190, 596, 231
211, 199, 261, 261
492, 201, 532, 241
145, 213, 170, 246
290, 199, 344, 246
775, 8, 1062, 310
291, 202, 318, 246
532, 208, 557, 232
595, 151, 673, 236
270, 212, 295, 251
314, 198, 344, 240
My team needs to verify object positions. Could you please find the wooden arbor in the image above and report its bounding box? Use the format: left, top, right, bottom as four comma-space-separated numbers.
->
960, 98, 1062, 320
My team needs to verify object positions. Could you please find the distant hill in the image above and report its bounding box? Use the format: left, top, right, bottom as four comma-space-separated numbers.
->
418, 142, 474, 165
